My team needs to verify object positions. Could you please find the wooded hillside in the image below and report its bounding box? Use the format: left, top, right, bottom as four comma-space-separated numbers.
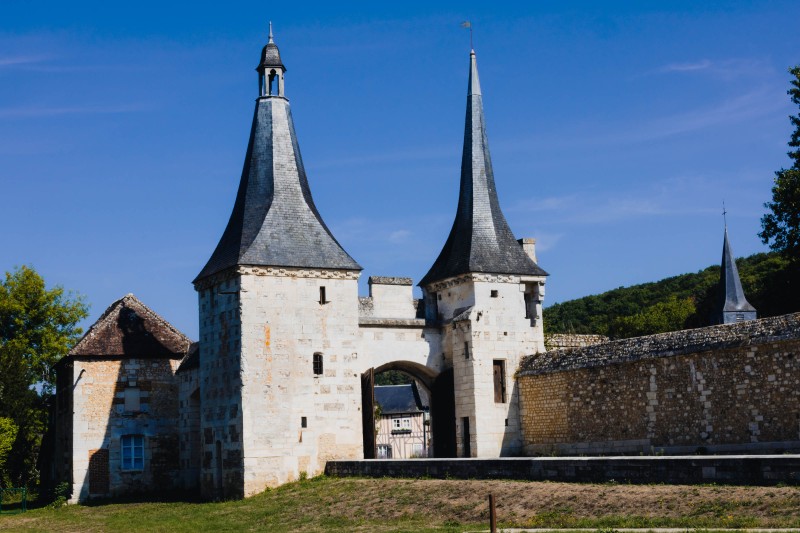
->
543, 252, 798, 339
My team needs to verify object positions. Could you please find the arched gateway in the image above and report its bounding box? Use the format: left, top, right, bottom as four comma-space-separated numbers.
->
191, 29, 547, 499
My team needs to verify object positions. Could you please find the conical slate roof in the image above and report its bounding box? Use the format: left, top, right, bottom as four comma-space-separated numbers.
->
196, 41, 361, 283
716, 228, 756, 316
420, 51, 547, 287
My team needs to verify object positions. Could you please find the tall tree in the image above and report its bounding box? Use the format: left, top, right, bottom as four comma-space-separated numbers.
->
0, 266, 88, 487
760, 66, 800, 262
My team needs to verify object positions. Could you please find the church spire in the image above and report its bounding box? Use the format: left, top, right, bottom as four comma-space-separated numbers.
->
195, 31, 361, 283
713, 226, 756, 324
420, 49, 547, 287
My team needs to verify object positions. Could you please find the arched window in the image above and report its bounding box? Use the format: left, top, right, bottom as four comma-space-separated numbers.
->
268, 69, 277, 95
313, 353, 323, 375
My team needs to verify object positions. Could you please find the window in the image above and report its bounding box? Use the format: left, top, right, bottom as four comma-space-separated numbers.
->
493, 360, 506, 403
319, 286, 327, 304
313, 353, 323, 375
490, 290, 499, 298
121, 435, 144, 470
124, 387, 140, 412
464, 342, 470, 359
462, 417, 471, 457
391, 417, 412, 433
377, 445, 392, 459
301, 416, 307, 428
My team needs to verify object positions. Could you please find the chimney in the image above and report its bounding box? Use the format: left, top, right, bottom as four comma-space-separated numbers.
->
517, 238, 537, 263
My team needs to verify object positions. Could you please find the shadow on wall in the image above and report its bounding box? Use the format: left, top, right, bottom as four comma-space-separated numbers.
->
79, 303, 186, 502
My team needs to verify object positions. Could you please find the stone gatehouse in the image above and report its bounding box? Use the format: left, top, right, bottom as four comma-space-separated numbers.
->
54, 29, 548, 501
51, 27, 799, 503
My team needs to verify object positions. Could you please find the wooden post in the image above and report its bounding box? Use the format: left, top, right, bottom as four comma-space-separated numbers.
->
489, 493, 497, 533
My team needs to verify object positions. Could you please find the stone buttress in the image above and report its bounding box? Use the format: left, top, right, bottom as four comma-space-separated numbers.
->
194, 27, 363, 499
419, 49, 548, 458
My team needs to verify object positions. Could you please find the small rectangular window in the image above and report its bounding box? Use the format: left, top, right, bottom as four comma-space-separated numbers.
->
319, 286, 327, 304
464, 342, 470, 359
301, 416, 307, 428
121, 435, 144, 470
313, 353, 323, 375
490, 290, 499, 298
493, 360, 506, 403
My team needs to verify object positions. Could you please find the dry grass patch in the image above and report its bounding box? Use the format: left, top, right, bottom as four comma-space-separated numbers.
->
0, 476, 799, 532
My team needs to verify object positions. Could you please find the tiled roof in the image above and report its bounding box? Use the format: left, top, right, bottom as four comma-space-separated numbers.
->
68, 294, 192, 359
375, 383, 427, 415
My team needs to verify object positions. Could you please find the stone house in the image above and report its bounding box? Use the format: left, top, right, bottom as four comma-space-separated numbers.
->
53, 294, 192, 501
374, 383, 430, 459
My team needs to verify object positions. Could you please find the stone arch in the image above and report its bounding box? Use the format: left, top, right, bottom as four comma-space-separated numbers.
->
363, 360, 456, 459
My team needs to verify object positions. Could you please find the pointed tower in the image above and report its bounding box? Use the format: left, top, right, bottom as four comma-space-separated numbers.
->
713, 227, 757, 324
194, 28, 364, 499
420, 50, 548, 459
419, 50, 547, 286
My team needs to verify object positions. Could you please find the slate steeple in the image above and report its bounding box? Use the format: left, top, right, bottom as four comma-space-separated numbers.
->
713, 226, 757, 324
420, 50, 547, 287
195, 28, 361, 283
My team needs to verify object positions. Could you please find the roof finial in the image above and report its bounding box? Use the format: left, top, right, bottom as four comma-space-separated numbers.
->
722, 200, 728, 229
268, 21, 274, 44
461, 21, 473, 52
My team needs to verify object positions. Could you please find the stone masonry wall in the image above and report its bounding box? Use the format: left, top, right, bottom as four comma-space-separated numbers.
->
518, 313, 800, 455
70, 357, 182, 502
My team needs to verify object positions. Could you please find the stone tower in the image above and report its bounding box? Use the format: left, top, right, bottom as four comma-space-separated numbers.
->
419, 49, 548, 457
194, 28, 364, 499
713, 227, 757, 324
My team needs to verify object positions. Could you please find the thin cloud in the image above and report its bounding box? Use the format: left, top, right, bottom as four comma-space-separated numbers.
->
658, 59, 712, 73
0, 104, 151, 118
650, 58, 772, 79
0, 55, 50, 67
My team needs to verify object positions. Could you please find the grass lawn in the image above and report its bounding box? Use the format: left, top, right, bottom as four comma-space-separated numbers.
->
1, 476, 800, 532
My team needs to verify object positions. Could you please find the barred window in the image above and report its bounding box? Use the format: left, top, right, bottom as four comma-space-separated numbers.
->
313, 353, 323, 375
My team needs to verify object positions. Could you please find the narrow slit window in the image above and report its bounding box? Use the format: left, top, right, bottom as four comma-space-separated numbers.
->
319, 286, 327, 304
464, 342, 470, 359
313, 353, 323, 375
301, 416, 307, 428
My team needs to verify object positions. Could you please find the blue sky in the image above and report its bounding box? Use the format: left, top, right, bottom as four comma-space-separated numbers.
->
2, 1, 798, 338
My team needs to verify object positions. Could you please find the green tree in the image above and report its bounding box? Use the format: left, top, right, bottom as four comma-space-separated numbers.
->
608, 296, 696, 339
760, 65, 800, 262
0, 266, 88, 487
0, 417, 18, 486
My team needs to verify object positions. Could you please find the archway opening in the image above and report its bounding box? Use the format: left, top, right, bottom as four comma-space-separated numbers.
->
362, 361, 455, 459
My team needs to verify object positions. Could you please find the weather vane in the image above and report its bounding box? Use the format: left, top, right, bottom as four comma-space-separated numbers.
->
461, 21, 473, 50
722, 200, 727, 229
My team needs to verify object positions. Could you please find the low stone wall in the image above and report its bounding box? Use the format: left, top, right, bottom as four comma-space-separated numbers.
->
518, 313, 800, 456
325, 456, 800, 485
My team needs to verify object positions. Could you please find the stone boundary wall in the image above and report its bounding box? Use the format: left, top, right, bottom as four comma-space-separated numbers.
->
325, 456, 800, 485
517, 314, 800, 456
544, 333, 609, 351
